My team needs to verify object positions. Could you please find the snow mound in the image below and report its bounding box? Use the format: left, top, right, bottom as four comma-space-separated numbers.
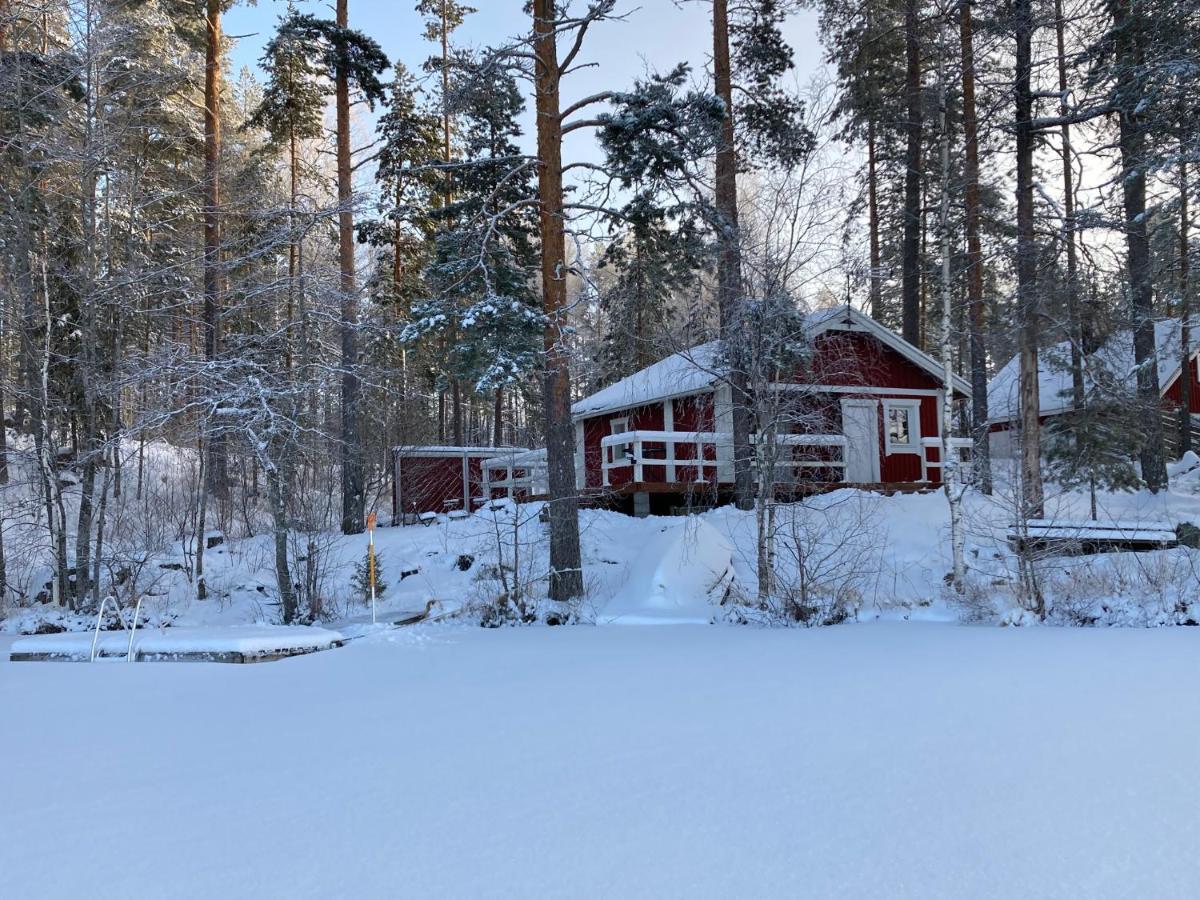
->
601, 519, 734, 624
1168, 451, 1200, 479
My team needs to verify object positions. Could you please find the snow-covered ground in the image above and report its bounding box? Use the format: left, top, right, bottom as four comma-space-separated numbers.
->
3, 623, 1198, 898
8, 439, 1200, 632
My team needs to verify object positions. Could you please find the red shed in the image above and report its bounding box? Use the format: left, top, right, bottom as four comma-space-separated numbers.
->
391, 446, 528, 522
571, 306, 971, 513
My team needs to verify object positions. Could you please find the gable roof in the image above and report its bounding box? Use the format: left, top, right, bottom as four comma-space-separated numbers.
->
571, 341, 724, 419
987, 317, 1200, 424
571, 306, 971, 420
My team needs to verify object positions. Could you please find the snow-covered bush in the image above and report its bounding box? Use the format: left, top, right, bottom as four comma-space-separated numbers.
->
722, 494, 883, 626
286, 527, 341, 623
1042, 549, 1200, 627
466, 501, 551, 626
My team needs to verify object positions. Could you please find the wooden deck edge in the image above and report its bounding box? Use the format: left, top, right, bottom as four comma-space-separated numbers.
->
578, 481, 938, 499
10, 640, 344, 664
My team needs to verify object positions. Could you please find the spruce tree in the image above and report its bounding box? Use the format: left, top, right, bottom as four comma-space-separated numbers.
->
405, 62, 542, 424
274, 7, 389, 533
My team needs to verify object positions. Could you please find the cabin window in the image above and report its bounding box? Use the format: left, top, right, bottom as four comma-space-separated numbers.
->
884, 400, 920, 453
609, 417, 632, 460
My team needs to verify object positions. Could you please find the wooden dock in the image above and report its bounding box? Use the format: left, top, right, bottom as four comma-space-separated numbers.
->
9, 625, 346, 664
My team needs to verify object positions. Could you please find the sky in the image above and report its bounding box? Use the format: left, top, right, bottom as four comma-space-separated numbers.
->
225, 0, 827, 162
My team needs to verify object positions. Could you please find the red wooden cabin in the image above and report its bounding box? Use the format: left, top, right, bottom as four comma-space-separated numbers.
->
987, 318, 1200, 456
571, 306, 971, 514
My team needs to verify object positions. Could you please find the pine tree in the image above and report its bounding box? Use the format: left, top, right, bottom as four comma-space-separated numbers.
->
248, 5, 325, 371
596, 197, 703, 381
707, 0, 814, 510
369, 62, 441, 314
273, 6, 390, 533
416, 0, 476, 445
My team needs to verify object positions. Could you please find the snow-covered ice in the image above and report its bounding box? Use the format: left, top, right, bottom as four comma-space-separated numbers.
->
2, 624, 1198, 898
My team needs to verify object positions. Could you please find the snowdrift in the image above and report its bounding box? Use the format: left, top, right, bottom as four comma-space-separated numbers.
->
601, 519, 734, 624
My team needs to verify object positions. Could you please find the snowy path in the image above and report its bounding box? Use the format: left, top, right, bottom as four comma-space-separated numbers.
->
2, 624, 1199, 898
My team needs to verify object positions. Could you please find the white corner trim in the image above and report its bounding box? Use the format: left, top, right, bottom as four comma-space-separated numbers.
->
574, 420, 585, 490
663, 400, 676, 481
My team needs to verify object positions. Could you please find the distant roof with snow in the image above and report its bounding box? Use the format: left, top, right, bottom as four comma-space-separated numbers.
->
987, 318, 1200, 424
572, 306, 969, 419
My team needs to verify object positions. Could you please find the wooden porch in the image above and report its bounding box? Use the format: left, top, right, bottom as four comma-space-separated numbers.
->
595, 429, 973, 490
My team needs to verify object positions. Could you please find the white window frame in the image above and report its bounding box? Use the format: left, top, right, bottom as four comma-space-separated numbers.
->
608, 417, 633, 465
883, 400, 921, 454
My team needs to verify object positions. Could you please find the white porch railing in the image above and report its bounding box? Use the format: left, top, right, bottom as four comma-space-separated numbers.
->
921, 436, 974, 482
481, 448, 549, 499
600, 430, 724, 485
756, 433, 848, 484
600, 430, 850, 486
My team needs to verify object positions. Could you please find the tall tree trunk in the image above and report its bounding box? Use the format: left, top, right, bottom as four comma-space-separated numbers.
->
0, 381, 8, 486
392, 182, 406, 303
203, 0, 227, 499
91, 467, 112, 607
713, 0, 754, 510
532, 0, 583, 603
435, 1, 465, 447
493, 386, 503, 446
938, 12, 964, 592
1054, 0, 1086, 423
195, 438, 207, 600
268, 463, 296, 623
452, 378, 463, 445
37, 246, 69, 608
75, 5, 99, 602
1014, 0, 1044, 522
1180, 157, 1192, 454
867, 117, 883, 321
959, 0, 991, 493
287, 125, 298, 371
337, 0, 365, 534
1111, 0, 1166, 490
901, 0, 923, 347
0, 506, 7, 606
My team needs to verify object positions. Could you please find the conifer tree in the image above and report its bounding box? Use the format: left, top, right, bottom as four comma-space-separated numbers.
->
405, 62, 542, 431
596, 197, 703, 381
416, 0, 476, 445
249, 5, 325, 371
275, 5, 389, 533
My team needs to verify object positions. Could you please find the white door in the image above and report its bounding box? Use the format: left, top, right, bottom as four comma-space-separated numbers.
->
841, 400, 880, 483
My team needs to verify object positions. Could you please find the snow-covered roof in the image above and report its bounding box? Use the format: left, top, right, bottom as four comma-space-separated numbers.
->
572, 342, 725, 418
987, 318, 1200, 424
572, 306, 970, 420
481, 447, 547, 467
